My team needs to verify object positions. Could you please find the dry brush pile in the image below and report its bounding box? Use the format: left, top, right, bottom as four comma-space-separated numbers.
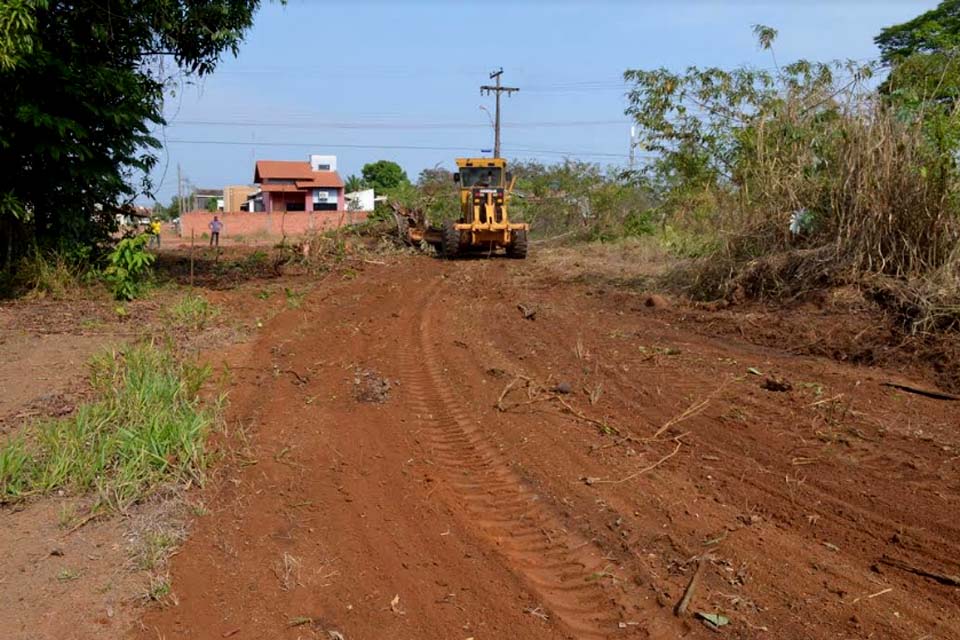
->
626, 28, 960, 332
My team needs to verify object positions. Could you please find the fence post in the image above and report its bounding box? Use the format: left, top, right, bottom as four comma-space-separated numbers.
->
190, 229, 195, 287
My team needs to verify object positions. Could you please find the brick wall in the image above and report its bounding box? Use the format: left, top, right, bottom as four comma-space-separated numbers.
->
178, 210, 369, 241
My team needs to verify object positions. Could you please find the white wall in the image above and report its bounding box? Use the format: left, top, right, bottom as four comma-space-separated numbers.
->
309, 154, 337, 172
345, 188, 374, 211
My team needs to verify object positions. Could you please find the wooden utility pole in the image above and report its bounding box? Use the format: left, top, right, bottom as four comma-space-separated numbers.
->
481, 68, 519, 158
177, 163, 184, 216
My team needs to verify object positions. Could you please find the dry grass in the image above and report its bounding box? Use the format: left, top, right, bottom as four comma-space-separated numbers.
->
534, 237, 669, 287
663, 97, 960, 332
273, 552, 302, 591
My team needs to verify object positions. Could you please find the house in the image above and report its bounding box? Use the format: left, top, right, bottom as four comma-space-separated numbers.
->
224, 185, 257, 212
192, 188, 223, 211
116, 205, 152, 228
252, 154, 345, 213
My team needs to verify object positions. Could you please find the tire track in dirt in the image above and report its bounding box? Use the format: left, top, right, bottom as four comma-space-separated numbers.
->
393, 283, 674, 640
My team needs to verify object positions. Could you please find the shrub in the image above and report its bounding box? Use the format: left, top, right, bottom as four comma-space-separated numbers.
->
104, 234, 155, 300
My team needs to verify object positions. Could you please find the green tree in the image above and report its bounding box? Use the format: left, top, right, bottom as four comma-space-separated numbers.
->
875, 1, 960, 63
344, 174, 365, 193
0, 0, 261, 268
876, 2, 960, 194
361, 160, 409, 192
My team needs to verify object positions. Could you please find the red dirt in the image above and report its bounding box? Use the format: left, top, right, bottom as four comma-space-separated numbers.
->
130, 255, 959, 639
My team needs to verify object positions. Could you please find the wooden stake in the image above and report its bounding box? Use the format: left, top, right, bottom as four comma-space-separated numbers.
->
675, 554, 708, 616
190, 229, 195, 287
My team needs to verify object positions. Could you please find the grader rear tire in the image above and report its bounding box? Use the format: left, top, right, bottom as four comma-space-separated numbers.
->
441, 220, 461, 259
507, 229, 528, 259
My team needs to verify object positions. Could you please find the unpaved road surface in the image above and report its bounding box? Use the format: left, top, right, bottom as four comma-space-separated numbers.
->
136, 256, 959, 639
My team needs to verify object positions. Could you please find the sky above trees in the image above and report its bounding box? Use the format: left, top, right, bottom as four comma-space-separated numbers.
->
153, 0, 938, 203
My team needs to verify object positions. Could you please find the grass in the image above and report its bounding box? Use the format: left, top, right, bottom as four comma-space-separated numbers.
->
0, 342, 216, 511
284, 287, 305, 309
166, 292, 220, 331
133, 529, 182, 571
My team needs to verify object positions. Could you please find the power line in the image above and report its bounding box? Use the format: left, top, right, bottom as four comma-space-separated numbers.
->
163, 138, 640, 160
168, 118, 631, 130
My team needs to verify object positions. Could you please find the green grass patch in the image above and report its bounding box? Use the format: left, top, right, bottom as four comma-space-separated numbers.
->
166, 292, 220, 330
0, 342, 216, 510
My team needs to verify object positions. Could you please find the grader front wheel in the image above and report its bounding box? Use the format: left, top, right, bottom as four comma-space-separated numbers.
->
507, 229, 528, 259
441, 220, 461, 259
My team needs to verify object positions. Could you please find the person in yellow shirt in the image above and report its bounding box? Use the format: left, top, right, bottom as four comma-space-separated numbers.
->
148, 218, 162, 248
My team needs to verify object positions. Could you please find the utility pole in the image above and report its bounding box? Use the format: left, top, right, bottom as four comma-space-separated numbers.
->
481, 68, 519, 158
177, 163, 184, 216
629, 126, 636, 170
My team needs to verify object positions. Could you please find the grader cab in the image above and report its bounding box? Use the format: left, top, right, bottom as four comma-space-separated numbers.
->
394, 158, 528, 259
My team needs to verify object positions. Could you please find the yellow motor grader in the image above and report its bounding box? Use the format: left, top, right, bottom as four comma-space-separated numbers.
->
394, 158, 528, 259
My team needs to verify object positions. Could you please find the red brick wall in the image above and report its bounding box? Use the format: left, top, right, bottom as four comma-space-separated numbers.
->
178, 210, 368, 240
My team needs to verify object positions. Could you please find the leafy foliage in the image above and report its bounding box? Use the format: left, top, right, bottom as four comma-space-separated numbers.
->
875, 1, 960, 62
0, 0, 260, 264
344, 174, 365, 193
104, 234, 156, 301
361, 160, 410, 192
510, 160, 653, 241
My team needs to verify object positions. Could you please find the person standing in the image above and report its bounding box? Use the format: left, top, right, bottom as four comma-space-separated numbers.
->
209, 215, 222, 247
148, 218, 162, 248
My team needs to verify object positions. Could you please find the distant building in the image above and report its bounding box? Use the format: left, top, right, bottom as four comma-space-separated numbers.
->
223, 185, 257, 212
345, 188, 375, 212
191, 188, 223, 211
252, 154, 345, 213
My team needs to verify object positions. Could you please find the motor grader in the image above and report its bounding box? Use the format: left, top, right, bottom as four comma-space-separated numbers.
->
394, 158, 528, 259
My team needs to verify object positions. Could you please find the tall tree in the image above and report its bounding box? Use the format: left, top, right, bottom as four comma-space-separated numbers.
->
361, 160, 409, 193
875, 1, 960, 63
875, 1, 960, 107
0, 0, 261, 266
876, 1, 960, 193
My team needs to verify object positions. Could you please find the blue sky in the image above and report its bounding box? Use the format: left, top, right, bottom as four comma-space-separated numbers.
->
150, 0, 938, 204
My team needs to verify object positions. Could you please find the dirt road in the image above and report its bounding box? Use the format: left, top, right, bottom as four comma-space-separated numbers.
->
135, 256, 960, 639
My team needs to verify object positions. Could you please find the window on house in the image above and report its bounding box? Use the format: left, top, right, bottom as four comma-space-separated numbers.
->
286, 200, 306, 212
315, 164, 331, 171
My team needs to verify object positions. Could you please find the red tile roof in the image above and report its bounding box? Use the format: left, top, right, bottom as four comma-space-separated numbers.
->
254, 161, 344, 189
296, 172, 344, 189
254, 160, 314, 182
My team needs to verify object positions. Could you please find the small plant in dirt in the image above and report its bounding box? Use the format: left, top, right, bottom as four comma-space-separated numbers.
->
284, 287, 305, 309
0, 342, 215, 510
167, 293, 220, 331
57, 568, 81, 582
104, 234, 155, 301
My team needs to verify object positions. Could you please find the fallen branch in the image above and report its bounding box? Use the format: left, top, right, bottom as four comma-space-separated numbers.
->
850, 587, 892, 604
880, 382, 959, 401
591, 436, 685, 485
879, 556, 960, 587
555, 396, 624, 438
675, 554, 709, 616
495, 375, 530, 411
651, 383, 728, 439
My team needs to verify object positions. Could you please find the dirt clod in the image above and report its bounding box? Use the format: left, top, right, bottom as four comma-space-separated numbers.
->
353, 368, 392, 403
761, 376, 792, 392
551, 381, 573, 394
644, 294, 670, 309
517, 303, 537, 320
